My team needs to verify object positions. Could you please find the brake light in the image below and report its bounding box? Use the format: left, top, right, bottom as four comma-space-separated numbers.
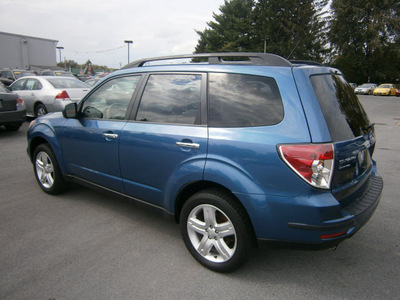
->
55, 90, 70, 100
279, 144, 334, 189
16, 98, 24, 107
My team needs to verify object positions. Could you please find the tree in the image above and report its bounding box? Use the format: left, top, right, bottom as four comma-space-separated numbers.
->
254, 0, 329, 61
194, 0, 256, 53
329, 0, 400, 83
194, 0, 329, 62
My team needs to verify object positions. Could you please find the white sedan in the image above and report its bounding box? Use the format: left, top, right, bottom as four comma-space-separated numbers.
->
9, 76, 90, 117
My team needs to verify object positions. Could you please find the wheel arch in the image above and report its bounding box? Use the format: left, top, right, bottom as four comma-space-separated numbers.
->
28, 125, 66, 174
174, 180, 257, 243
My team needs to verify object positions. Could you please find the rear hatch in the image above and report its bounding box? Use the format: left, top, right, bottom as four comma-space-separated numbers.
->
309, 73, 378, 203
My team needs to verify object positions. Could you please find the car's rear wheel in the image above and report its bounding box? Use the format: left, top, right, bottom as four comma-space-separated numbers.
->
35, 103, 47, 117
180, 189, 253, 272
33, 144, 66, 194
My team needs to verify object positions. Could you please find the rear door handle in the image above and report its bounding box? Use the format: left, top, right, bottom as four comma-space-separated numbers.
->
176, 142, 200, 149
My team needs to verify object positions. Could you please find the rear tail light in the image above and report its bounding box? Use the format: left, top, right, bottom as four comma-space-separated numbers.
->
279, 144, 334, 189
16, 98, 24, 107
55, 90, 71, 101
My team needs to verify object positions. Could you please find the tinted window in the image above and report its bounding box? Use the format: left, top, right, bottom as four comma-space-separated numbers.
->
136, 74, 201, 125
310, 74, 370, 141
47, 78, 89, 89
208, 73, 283, 127
81, 76, 140, 120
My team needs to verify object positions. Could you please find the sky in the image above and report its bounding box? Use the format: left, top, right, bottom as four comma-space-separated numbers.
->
0, 0, 226, 69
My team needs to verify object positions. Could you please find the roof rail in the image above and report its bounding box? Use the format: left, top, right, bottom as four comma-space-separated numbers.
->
121, 53, 292, 69
290, 60, 323, 66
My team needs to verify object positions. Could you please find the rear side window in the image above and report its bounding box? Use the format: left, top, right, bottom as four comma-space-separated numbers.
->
310, 74, 370, 141
208, 73, 283, 127
136, 74, 201, 125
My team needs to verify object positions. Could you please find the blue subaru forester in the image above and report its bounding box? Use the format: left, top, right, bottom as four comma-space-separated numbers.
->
27, 53, 383, 272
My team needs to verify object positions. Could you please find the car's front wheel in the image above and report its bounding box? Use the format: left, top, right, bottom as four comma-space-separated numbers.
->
33, 144, 67, 194
180, 189, 253, 272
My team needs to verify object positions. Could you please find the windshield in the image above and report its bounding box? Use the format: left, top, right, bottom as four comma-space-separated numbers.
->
47, 78, 89, 89
378, 84, 390, 88
310, 74, 370, 142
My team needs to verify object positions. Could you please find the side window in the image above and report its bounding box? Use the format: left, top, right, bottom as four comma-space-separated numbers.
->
25, 79, 42, 90
209, 73, 284, 127
10, 79, 26, 91
136, 74, 201, 125
81, 75, 140, 120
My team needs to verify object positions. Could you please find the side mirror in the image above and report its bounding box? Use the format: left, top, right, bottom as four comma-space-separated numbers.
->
63, 102, 77, 118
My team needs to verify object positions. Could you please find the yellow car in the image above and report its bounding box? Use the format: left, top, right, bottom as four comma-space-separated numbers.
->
373, 83, 397, 96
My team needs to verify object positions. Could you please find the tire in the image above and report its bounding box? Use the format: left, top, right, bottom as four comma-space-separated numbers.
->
180, 189, 253, 272
5, 123, 22, 131
33, 144, 67, 194
35, 103, 47, 117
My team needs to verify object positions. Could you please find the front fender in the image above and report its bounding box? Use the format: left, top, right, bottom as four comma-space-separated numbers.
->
28, 121, 66, 175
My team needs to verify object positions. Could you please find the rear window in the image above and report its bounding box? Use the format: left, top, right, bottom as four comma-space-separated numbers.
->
209, 73, 283, 127
310, 74, 370, 142
47, 78, 89, 89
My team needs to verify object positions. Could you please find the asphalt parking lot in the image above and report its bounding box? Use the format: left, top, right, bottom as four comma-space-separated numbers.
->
0, 95, 399, 299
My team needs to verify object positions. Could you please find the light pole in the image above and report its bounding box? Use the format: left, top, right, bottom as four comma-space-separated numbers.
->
56, 46, 64, 64
124, 40, 133, 64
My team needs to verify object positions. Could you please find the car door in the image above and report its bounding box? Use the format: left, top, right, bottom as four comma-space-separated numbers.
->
60, 75, 142, 192
19, 78, 44, 115
119, 73, 208, 208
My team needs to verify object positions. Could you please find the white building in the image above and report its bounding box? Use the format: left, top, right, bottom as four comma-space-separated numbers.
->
0, 31, 58, 70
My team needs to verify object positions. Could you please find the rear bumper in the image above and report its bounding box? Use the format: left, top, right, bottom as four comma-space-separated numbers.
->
0, 109, 26, 125
252, 172, 383, 246
288, 174, 382, 243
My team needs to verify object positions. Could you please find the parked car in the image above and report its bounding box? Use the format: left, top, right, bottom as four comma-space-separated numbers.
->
39, 69, 75, 78
0, 69, 36, 86
373, 83, 397, 96
396, 87, 400, 97
354, 83, 378, 95
84, 78, 101, 87
0, 82, 26, 131
27, 53, 383, 272
9, 76, 89, 117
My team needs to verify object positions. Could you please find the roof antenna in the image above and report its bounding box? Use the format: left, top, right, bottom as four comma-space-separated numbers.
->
286, 41, 300, 60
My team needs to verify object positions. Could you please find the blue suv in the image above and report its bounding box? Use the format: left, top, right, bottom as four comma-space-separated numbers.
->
27, 53, 383, 272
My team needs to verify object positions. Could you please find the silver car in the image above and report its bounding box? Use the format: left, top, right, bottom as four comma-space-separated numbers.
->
9, 76, 90, 117
354, 83, 377, 95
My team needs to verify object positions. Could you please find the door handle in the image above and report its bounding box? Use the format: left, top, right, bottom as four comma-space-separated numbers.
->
102, 133, 118, 139
176, 142, 200, 149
